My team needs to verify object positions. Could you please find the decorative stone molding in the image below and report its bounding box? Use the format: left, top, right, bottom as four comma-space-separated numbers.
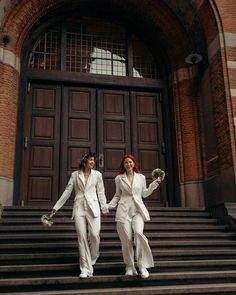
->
231, 89, 236, 97
0, 0, 12, 26
170, 66, 198, 85
179, 181, 205, 208
0, 176, 13, 206
227, 61, 236, 69
0, 47, 20, 72
208, 32, 236, 60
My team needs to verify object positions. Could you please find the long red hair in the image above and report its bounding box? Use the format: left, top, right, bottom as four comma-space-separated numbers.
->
117, 154, 140, 175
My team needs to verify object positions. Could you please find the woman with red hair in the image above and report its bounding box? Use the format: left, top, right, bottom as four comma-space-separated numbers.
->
108, 155, 163, 279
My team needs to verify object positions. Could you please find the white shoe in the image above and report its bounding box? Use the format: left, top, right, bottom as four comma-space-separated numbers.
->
79, 272, 93, 279
139, 268, 149, 279
125, 267, 138, 276
79, 272, 88, 279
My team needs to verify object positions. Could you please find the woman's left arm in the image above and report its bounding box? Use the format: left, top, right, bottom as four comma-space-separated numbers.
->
142, 175, 160, 198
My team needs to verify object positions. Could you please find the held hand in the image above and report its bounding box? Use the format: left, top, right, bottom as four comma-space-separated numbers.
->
155, 177, 162, 184
101, 204, 109, 215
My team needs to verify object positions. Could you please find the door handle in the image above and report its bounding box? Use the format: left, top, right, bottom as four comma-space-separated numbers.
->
98, 154, 104, 168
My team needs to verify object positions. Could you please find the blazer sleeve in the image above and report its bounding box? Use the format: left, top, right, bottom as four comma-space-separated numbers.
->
108, 176, 121, 209
53, 174, 74, 211
96, 172, 108, 212
141, 174, 159, 198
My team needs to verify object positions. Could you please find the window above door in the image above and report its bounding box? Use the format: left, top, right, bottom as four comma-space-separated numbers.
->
28, 16, 159, 79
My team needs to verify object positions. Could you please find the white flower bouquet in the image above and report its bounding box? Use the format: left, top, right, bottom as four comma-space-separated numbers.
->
151, 168, 165, 181
41, 213, 54, 227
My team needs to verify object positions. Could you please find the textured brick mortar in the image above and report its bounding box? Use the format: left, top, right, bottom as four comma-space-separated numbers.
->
0, 63, 19, 178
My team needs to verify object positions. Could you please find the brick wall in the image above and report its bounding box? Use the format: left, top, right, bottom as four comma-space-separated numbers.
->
0, 63, 19, 178
212, 1, 236, 165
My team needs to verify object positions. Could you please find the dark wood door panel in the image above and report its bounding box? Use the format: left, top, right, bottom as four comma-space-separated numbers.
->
98, 89, 131, 201
131, 91, 166, 205
61, 87, 96, 193
21, 84, 61, 205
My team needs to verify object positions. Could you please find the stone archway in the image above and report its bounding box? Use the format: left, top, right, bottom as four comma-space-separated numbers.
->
1, 0, 234, 208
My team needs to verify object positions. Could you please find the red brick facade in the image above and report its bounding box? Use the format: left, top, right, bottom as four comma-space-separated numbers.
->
0, 63, 19, 177
0, 0, 235, 207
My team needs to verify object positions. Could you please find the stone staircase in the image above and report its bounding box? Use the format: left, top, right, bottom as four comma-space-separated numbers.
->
1, 205, 236, 294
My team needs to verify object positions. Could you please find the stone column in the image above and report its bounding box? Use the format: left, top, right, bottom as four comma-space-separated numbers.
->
0, 47, 20, 206
171, 66, 204, 208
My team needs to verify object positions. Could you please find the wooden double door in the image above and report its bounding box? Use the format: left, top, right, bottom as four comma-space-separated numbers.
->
21, 83, 166, 206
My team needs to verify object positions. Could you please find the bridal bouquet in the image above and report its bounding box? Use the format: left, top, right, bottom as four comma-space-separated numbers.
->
41, 213, 54, 227
151, 168, 165, 181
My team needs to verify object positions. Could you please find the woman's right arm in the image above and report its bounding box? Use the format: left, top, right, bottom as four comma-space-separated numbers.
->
108, 176, 121, 209
51, 174, 74, 213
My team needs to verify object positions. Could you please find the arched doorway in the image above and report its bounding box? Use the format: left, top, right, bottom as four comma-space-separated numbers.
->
18, 14, 174, 207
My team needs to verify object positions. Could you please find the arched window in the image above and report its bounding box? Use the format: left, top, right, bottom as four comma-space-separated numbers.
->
28, 16, 158, 79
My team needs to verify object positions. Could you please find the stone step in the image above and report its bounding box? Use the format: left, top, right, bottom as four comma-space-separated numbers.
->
1, 249, 236, 265
1, 210, 212, 218
2, 283, 236, 295
0, 217, 219, 224
2, 259, 236, 278
2, 206, 207, 212
1, 205, 236, 294
0, 231, 234, 243
1, 239, 236, 253
0, 224, 228, 233
1, 270, 236, 293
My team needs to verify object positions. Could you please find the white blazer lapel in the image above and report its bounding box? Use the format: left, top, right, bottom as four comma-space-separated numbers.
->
78, 170, 85, 189
132, 172, 139, 188
85, 169, 94, 190
120, 173, 132, 192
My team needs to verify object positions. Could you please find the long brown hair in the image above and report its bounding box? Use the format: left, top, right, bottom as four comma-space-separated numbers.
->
117, 154, 140, 175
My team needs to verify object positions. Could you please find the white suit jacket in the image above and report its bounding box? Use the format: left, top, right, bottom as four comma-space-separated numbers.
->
108, 172, 159, 223
53, 169, 107, 218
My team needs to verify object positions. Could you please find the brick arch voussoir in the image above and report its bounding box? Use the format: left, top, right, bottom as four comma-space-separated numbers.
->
1, 0, 193, 67
147, 4, 192, 70
1, 0, 64, 56
115, 0, 193, 70
198, 1, 233, 168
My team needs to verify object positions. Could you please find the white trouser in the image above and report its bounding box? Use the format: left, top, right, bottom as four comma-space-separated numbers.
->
74, 201, 101, 275
117, 201, 154, 270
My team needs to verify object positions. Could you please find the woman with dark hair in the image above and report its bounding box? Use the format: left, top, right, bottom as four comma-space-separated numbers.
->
108, 155, 163, 279
51, 152, 108, 279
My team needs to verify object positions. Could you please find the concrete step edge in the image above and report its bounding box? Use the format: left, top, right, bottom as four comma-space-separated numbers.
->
1, 270, 236, 286
2, 259, 236, 272
1, 283, 236, 295
1, 240, 236, 249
